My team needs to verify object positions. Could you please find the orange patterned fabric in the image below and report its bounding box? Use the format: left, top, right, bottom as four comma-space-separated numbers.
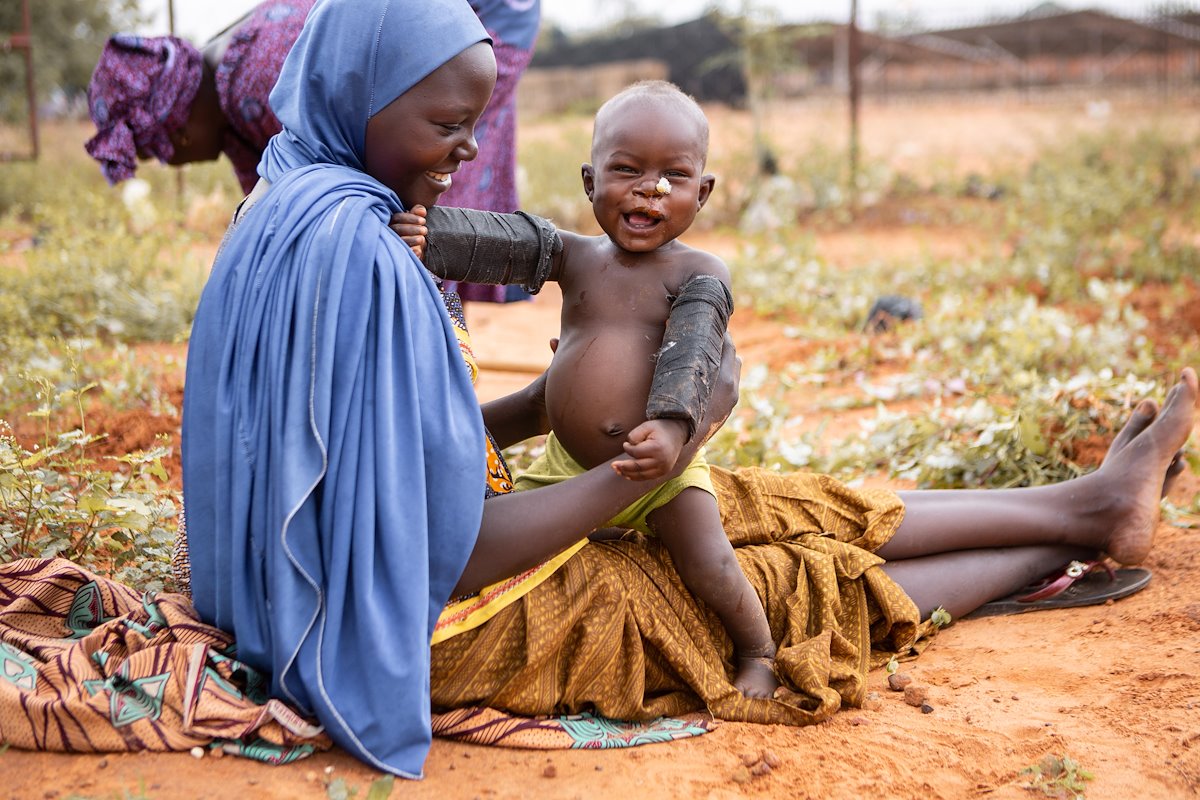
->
0, 558, 329, 760
430, 466, 931, 726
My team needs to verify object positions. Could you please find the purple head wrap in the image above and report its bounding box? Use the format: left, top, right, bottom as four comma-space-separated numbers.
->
85, 34, 204, 184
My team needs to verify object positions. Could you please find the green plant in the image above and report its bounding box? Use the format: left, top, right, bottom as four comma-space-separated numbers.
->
818, 371, 1163, 489
0, 372, 181, 589
0, 415, 179, 592
1020, 754, 1095, 798
322, 773, 395, 799
1002, 130, 1200, 301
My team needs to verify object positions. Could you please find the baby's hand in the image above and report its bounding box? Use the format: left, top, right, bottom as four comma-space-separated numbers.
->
612, 419, 688, 481
389, 204, 427, 260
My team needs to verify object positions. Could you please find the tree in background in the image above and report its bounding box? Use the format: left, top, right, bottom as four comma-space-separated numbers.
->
0, 0, 145, 118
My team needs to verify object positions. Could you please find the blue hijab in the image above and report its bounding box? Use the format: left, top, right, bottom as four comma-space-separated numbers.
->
182, 0, 489, 778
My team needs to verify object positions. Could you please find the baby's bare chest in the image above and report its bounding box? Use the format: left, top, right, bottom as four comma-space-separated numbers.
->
561, 261, 687, 326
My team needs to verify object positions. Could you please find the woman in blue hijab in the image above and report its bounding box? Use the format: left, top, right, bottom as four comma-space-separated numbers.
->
181, 0, 498, 777
181, 0, 734, 777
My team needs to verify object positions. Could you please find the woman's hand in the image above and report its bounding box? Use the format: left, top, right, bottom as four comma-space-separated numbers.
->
672, 334, 740, 475
389, 204, 427, 260
479, 337, 557, 449
523, 336, 557, 426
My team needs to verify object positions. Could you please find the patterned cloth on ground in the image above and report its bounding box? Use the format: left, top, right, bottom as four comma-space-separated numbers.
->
432, 707, 715, 749
431, 466, 931, 726
0, 558, 329, 761
0, 557, 708, 755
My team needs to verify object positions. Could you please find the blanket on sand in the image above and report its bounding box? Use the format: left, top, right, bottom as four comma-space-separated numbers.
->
0, 559, 716, 759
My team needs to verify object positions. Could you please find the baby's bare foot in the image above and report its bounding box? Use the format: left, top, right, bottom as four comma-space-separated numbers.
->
1098, 368, 1197, 565
734, 655, 780, 699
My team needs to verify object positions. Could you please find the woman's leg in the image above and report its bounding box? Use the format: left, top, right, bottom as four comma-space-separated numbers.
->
882, 545, 1091, 619
876, 368, 1197, 617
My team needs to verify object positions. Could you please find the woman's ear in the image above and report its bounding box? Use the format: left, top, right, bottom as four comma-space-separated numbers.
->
581, 163, 595, 201
697, 173, 716, 209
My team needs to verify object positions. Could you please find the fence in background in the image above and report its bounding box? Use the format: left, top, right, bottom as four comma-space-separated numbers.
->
797, 4, 1200, 104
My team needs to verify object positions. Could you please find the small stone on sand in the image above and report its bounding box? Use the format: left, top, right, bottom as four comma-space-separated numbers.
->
903, 684, 928, 707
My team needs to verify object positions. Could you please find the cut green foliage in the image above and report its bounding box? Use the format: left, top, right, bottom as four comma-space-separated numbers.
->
820, 370, 1162, 489
1020, 754, 1095, 798
366, 776, 396, 800
1163, 493, 1200, 530
706, 364, 1169, 490
1003, 130, 1200, 300
323, 774, 394, 800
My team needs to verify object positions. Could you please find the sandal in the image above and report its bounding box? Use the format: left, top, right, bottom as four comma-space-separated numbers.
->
967, 559, 1151, 618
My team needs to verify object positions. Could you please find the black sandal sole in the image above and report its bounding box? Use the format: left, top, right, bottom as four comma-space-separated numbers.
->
966, 567, 1152, 618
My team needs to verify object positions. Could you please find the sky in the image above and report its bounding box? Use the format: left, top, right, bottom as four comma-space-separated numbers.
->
136, 0, 1164, 45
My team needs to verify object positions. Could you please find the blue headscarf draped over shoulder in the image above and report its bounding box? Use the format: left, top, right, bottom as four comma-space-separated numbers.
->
182, 0, 490, 779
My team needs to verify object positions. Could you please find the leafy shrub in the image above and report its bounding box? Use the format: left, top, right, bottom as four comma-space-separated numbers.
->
0, 419, 179, 592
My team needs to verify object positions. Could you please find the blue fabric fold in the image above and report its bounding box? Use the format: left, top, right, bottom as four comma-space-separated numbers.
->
183, 161, 486, 777
183, 0, 490, 779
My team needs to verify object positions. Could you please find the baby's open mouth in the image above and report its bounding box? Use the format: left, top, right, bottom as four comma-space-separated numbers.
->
427, 171, 452, 188
624, 209, 664, 229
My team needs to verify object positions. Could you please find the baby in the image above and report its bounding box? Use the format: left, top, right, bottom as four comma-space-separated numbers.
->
401, 81, 777, 698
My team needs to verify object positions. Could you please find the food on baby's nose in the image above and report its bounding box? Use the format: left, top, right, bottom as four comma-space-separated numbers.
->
655, 177, 671, 195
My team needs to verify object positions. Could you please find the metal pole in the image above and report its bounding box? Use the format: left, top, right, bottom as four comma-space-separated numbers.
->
21, 0, 37, 160
848, 0, 860, 211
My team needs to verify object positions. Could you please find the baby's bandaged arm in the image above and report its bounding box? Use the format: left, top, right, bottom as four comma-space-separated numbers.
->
646, 275, 735, 441
422, 206, 561, 294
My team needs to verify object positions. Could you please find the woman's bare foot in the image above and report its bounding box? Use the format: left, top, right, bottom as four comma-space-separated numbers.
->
733, 655, 780, 699
1094, 368, 1197, 565
1103, 398, 1187, 498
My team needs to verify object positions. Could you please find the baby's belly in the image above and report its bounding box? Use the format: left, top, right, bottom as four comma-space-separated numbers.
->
546, 333, 659, 469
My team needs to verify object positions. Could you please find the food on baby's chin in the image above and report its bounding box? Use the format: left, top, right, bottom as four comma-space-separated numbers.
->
655, 177, 671, 195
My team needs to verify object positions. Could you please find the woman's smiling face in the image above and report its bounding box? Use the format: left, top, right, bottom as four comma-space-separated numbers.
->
363, 42, 496, 209
582, 96, 714, 254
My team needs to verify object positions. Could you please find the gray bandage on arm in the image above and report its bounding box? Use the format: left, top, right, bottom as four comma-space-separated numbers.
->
646, 275, 735, 440
423, 206, 562, 294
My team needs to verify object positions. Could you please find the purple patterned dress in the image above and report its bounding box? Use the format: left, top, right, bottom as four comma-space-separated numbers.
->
213, 0, 316, 194
440, 0, 541, 303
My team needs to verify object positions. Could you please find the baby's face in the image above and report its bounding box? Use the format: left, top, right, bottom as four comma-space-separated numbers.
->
583, 99, 714, 253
